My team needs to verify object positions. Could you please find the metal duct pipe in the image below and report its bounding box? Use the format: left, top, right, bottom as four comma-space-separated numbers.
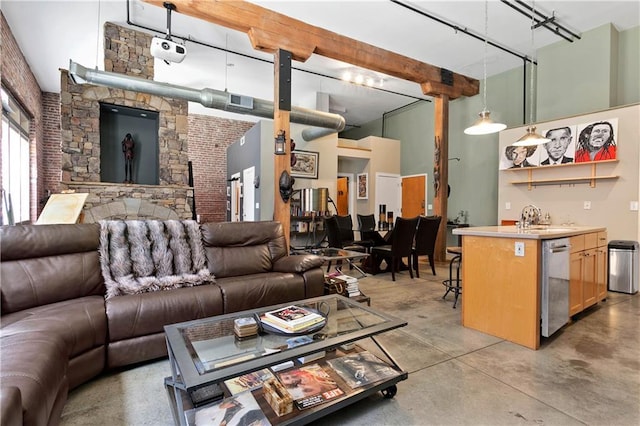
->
68, 61, 345, 136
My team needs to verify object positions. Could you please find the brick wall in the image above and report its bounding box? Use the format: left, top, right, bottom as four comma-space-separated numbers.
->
188, 114, 255, 223
1, 12, 44, 221
41, 92, 62, 195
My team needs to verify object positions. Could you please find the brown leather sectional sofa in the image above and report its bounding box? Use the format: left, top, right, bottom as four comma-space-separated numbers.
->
0, 220, 324, 426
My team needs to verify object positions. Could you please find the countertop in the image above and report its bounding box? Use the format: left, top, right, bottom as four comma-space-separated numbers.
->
452, 225, 606, 240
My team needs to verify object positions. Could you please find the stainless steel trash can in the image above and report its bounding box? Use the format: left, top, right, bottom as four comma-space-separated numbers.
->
608, 240, 639, 294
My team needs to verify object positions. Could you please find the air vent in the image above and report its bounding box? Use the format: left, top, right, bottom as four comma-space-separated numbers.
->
227, 93, 254, 109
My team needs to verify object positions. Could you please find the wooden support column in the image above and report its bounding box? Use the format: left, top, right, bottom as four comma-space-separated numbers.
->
433, 95, 449, 262
273, 49, 292, 250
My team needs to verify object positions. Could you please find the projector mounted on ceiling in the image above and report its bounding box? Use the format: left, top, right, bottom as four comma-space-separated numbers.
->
150, 37, 186, 63
151, 2, 186, 64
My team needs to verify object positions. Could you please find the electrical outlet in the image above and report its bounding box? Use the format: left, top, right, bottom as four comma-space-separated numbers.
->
505, 202, 511, 210
583, 201, 591, 210
515, 241, 525, 257
427, 204, 433, 210
631, 201, 639, 211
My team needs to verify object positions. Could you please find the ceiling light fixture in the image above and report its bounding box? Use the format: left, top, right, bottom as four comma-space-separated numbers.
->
513, 0, 550, 147
341, 68, 385, 88
464, 0, 506, 136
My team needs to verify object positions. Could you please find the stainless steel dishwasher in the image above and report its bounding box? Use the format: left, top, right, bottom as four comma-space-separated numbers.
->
541, 238, 571, 337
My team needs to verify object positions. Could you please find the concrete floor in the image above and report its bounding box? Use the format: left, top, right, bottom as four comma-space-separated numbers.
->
61, 260, 640, 426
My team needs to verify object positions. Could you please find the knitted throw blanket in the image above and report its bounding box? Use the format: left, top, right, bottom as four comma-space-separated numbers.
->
99, 220, 214, 299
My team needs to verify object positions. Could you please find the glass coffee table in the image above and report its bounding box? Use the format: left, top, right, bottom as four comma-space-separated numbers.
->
293, 247, 369, 277
164, 295, 407, 425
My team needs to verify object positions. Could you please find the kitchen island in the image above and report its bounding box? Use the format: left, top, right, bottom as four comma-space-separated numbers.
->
453, 225, 607, 350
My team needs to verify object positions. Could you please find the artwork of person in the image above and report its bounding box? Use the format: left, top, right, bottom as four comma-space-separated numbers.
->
541, 126, 575, 165
575, 120, 617, 162
278, 365, 338, 399
194, 395, 268, 426
503, 145, 538, 169
121, 133, 135, 183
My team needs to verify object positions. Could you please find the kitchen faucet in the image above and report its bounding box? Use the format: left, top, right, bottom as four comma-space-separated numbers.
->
520, 204, 542, 228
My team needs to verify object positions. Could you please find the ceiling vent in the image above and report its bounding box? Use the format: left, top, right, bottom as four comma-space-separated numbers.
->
227, 93, 254, 109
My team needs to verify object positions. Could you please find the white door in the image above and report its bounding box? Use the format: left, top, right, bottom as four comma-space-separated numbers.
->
242, 166, 255, 221
375, 173, 402, 222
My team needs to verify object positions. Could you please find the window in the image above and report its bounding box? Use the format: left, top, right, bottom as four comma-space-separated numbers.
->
2, 87, 31, 224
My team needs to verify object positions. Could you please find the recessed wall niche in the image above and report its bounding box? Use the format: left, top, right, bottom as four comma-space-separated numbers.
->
99, 103, 159, 185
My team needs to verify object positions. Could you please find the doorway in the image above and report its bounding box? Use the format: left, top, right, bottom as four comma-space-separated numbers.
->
402, 174, 428, 217
375, 173, 401, 221
336, 176, 349, 215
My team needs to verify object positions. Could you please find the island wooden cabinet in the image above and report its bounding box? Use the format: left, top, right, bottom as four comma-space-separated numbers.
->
569, 232, 607, 316
596, 231, 608, 301
455, 225, 607, 350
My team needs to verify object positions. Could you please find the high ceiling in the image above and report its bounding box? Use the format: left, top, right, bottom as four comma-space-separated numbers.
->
2, 0, 639, 128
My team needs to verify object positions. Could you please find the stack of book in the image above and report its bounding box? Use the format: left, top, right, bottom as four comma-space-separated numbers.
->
335, 274, 361, 297
260, 305, 325, 333
233, 317, 258, 339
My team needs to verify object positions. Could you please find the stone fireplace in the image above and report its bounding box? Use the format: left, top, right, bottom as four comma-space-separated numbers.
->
59, 22, 192, 221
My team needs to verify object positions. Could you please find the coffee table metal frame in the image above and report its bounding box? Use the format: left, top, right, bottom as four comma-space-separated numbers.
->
164, 294, 407, 426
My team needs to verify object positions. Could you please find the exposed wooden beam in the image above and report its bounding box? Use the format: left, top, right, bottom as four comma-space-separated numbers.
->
143, 0, 479, 99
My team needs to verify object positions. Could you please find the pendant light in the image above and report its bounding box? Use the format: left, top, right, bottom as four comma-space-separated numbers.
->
464, 0, 506, 136
512, 0, 550, 146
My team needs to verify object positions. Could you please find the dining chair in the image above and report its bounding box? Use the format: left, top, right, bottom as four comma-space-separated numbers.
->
357, 213, 387, 247
336, 214, 373, 253
323, 215, 366, 272
411, 215, 442, 277
370, 216, 419, 281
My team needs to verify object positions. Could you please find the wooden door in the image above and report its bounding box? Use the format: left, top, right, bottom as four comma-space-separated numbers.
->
336, 177, 349, 215
402, 175, 426, 217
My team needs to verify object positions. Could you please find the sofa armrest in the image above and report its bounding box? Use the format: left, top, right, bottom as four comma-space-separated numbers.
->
273, 255, 324, 274
1, 386, 23, 426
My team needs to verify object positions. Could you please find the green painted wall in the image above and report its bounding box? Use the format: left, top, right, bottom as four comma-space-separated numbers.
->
537, 24, 618, 121
618, 26, 640, 105
341, 24, 639, 227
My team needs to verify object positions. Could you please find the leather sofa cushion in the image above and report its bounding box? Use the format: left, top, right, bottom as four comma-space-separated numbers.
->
201, 221, 287, 277
0, 296, 107, 358
1, 224, 103, 314
0, 386, 22, 426
106, 284, 224, 342
0, 332, 69, 426
216, 273, 306, 313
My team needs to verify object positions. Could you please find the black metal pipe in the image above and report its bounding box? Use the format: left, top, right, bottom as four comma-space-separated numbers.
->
390, 0, 534, 64
502, 0, 580, 43
381, 100, 425, 137
513, 0, 581, 40
522, 58, 527, 125
124, 0, 431, 104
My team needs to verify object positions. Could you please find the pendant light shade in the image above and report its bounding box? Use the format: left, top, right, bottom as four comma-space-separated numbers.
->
512, 126, 550, 146
464, 110, 507, 135
465, 0, 505, 136
513, 0, 548, 146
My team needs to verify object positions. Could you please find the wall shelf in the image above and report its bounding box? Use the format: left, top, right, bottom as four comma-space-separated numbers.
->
506, 160, 619, 190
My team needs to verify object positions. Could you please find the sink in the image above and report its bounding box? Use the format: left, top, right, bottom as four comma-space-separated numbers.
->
528, 226, 576, 232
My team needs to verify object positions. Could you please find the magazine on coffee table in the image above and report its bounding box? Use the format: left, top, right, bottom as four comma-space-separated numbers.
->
184, 391, 271, 426
224, 368, 275, 395
265, 305, 322, 327
275, 364, 344, 410
326, 351, 398, 389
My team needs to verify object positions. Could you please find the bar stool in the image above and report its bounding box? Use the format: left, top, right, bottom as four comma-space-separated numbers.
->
442, 246, 462, 308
